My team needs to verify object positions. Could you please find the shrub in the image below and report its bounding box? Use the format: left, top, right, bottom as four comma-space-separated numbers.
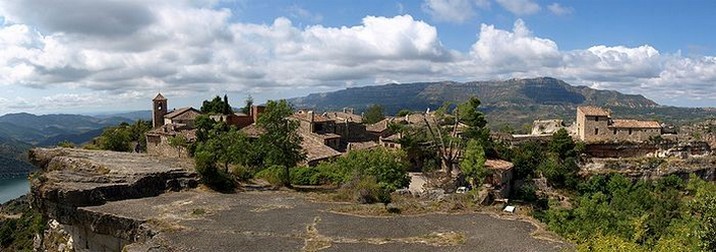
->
194, 150, 235, 192
255, 165, 287, 186
231, 164, 254, 181
336, 176, 391, 204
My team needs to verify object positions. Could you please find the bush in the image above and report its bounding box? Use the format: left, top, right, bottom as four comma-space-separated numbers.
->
194, 150, 235, 192
231, 164, 254, 181
290, 165, 343, 186
336, 176, 391, 204
255, 165, 287, 186
290, 166, 321, 185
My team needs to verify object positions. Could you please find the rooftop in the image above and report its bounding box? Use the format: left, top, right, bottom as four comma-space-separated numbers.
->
152, 93, 167, 101
578, 106, 610, 117
291, 111, 332, 123
610, 119, 661, 129
324, 111, 363, 123
485, 159, 514, 171
164, 107, 201, 119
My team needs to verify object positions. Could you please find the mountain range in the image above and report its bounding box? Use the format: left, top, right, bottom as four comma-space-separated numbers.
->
0, 112, 150, 176
289, 77, 714, 129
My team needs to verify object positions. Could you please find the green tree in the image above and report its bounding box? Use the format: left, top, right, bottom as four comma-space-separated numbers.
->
167, 134, 188, 157
550, 128, 577, 160
241, 95, 254, 115
363, 104, 385, 124
201, 95, 232, 114
57, 140, 75, 148
328, 148, 410, 191
687, 175, 716, 251
460, 139, 488, 189
98, 126, 131, 151
257, 100, 304, 186
396, 109, 412, 117
457, 97, 487, 129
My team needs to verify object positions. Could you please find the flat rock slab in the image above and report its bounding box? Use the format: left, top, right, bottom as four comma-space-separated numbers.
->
86, 190, 569, 252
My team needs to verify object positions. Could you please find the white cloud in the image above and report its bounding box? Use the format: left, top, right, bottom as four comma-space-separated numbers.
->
421, 0, 485, 23
0, 1, 716, 113
286, 5, 323, 23
495, 0, 540, 16
470, 19, 561, 72
547, 3, 573, 16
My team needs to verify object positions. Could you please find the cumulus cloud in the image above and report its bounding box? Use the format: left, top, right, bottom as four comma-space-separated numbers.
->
495, 0, 540, 16
0, 0, 155, 37
470, 19, 561, 72
421, 0, 489, 23
0, 1, 715, 114
547, 3, 573, 16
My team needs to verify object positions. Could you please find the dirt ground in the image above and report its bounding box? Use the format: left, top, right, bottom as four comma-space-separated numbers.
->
85, 190, 571, 252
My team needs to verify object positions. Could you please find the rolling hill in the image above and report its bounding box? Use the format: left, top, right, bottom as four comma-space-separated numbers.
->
0, 113, 144, 177
288, 77, 714, 130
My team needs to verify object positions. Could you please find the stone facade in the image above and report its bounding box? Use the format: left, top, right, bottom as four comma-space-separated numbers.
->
152, 93, 167, 129
576, 106, 661, 143
164, 107, 202, 128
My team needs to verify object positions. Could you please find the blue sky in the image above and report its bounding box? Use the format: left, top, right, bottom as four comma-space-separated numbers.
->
0, 0, 715, 115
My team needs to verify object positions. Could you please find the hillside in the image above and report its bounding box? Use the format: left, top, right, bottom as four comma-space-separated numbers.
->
288, 77, 714, 130
0, 113, 142, 177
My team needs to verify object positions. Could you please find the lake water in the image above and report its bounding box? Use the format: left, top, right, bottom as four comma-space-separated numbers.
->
0, 176, 30, 204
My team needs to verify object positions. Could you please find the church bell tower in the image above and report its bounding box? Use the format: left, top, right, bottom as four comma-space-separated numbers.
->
152, 93, 168, 128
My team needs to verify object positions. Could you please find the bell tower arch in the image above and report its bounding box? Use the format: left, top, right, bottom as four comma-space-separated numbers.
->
152, 93, 168, 128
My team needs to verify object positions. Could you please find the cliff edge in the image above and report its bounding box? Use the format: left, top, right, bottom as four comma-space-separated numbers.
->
28, 148, 198, 251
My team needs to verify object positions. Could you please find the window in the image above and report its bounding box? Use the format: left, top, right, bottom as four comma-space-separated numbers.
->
613, 129, 617, 134
629, 129, 633, 135
595, 117, 599, 122
594, 128, 599, 135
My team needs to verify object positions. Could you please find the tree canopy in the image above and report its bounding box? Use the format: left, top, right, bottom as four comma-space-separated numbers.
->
201, 95, 232, 114
363, 104, 385, 124
257, 99, 304, 186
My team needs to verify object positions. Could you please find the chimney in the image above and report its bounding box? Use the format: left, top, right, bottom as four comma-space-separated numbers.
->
308, 111, 314, 123
343, 108, 347, 113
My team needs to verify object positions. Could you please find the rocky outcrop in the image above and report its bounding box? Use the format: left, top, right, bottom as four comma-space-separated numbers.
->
583, 156, 716, 181
29, 148, 198, 251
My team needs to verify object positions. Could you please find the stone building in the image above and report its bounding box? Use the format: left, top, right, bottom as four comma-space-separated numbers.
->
152, 93, 168, 128
576, 106, 661, 143
292, 109, 341, 150
147, 93, 201, 157
164, 107, 202, 128
484, 159, 514, 199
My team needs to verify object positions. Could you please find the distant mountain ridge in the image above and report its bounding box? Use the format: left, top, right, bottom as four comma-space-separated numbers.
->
0, 112, 145, 177
289, 77, 711, 129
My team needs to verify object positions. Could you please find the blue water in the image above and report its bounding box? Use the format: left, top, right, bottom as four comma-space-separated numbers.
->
0, 176, 30, 204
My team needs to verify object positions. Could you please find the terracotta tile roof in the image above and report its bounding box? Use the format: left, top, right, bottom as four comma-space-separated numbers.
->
485, 159, 514, 171
239, 123, 265, 138
153, 93, 167, 101
291, 111, 332, 122
610, 119, 661, 129
299, 134, 341, 162
366, 118, 393, 132
164, 107, 201, 119
324, 111, 363, 123
316, 133, 341, 139
347, 141, 379, 151
381, 133, 402, 142
578, 106, 610, 117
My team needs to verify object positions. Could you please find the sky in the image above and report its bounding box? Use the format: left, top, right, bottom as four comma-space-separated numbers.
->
0, 0, 715, 115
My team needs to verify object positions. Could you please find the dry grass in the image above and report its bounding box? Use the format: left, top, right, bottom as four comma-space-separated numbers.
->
328, 193, 484, 217
251, 204, 294, 212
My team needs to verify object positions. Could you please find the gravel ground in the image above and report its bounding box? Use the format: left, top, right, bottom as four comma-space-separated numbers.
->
86, 190, 570, 252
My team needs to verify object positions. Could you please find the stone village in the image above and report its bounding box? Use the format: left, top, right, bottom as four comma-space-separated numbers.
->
144, 94, 713, 200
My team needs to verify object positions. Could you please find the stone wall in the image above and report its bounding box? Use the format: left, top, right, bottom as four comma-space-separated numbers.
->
28, 148, 197, 251
146, 135, 188, 158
